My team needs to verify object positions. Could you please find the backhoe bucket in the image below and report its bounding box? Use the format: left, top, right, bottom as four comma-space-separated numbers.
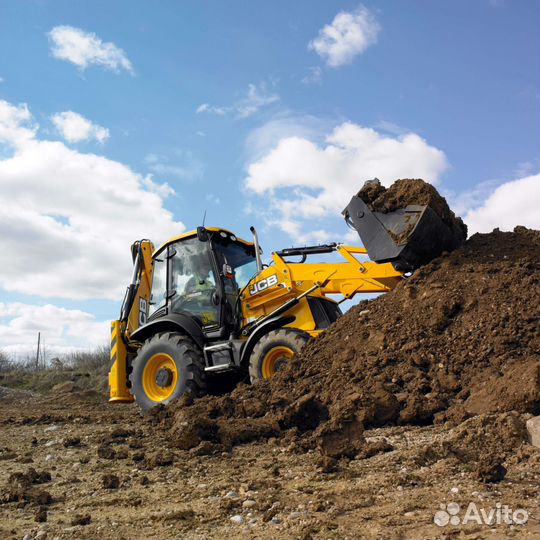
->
342, 195, 463, 272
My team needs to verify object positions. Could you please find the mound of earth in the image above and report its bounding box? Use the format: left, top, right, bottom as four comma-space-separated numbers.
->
356, 178, 468, 260
357, 178, 467, 240
48, 381, 103, 404
161, 226, 539, 462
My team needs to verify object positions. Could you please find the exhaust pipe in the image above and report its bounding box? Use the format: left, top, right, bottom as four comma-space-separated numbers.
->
250, 226, 263, 273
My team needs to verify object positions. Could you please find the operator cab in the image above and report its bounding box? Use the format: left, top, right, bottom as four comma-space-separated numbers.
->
148, 227, 258, 337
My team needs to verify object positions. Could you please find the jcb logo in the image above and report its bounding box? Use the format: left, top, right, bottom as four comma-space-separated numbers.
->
249, 274, 279, 296
139, 298, 147, 326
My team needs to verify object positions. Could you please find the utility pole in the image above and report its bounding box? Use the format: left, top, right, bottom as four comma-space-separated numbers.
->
36, 332, 40, 370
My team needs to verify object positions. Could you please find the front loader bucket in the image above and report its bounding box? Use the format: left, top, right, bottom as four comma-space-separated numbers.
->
342, 195, 463, 272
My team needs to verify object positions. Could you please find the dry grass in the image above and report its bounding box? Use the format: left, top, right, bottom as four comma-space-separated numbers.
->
0, 345, 110, 395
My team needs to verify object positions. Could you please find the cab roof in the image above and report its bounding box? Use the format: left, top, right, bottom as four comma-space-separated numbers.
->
154, 227, 254, 255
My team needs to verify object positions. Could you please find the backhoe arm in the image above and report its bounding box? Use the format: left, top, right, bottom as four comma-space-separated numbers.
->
109, 239, 154, 402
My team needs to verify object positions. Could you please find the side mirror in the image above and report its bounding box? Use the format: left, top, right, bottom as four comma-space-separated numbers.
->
222, 263, 234, 279
197, 226, 209, 242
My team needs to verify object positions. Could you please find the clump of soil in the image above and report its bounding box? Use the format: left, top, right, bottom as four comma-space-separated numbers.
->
97, 444, 116, 460
409, 411, 529, 479
165, 227, 539, 459
71, 514, 91, 526
102, 474, 120, 489
1, 468, 52, 505
144, 449, 174, 468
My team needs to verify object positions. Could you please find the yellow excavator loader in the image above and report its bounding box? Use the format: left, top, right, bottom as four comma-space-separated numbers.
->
109, 185, 458, 411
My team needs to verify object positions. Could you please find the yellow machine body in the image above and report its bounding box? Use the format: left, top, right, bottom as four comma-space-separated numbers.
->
240, 244, 401, 338
108, 227, 403, 403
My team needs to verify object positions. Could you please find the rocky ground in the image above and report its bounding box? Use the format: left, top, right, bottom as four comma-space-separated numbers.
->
0, 386, 538, 540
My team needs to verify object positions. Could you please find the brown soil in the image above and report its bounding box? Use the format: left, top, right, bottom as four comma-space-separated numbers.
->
1, 393, 537, 540
164, 227, 539, 459
357, 178, 467, 251
358, 178, 467, 238
0, 228, 538, 539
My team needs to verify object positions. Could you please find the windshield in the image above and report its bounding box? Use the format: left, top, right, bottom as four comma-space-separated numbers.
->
169, 237, 219, 327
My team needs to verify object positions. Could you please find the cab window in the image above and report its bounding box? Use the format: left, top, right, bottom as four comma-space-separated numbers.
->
169, 238, 219, 327
149, 255, 167, 317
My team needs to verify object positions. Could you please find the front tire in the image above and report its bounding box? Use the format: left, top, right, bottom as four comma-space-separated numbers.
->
129, 331, 206, 412
249, 328, 310, 383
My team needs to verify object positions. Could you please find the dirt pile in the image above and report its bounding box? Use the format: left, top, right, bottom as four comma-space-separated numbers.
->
356, 179, 468, 261
357, 178, 467, 239
163, 226, 539, 463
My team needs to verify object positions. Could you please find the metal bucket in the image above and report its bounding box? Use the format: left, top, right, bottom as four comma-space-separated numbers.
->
342, 195, 464, 272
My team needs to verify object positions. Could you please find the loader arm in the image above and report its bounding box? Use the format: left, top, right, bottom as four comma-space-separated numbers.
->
109, 239, 154, 402
240, 244, 403, 336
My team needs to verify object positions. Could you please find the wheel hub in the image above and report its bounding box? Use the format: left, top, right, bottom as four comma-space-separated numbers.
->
262, 346, 294, 379
155, 367, 173, 388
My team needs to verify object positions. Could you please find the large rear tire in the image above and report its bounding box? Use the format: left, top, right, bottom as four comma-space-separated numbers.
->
129, 331, 206, 412
249, 328, 310, 383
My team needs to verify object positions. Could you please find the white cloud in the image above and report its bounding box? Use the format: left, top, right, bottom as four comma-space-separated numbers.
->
308, 5, 380, 68
0, 302, 108, 359
144, 151, 204, 183
0, 100, 36, 146
237, 84, 279, 118
463, 174, 540, 234
514, 160, 534, 177
244, 121, 447, 242
196, 82, 279, 118
0, 99, 184, 300
196, 103, 229, 116
244, 114, 332, 163
374, 120, 409, 136
51, 111, 109, 143
302, 66, 323, 85
48, 25, 133, 73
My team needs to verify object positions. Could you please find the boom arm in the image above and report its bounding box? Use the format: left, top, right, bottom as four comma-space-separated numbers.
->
109, 239, 154, 402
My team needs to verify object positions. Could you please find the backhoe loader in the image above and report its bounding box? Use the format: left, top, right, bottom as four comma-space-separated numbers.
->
109, 183, 460, 411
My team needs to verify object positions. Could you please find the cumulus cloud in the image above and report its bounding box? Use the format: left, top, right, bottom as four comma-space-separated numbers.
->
0, 302, 109, 359
245, 121, 447, 242
308, 5, 380, 67
0, 99, 184, 300
51, 111, 109, 143
196, 82, 279, 118
48, 25, 133, 73
463, 174, 540, 234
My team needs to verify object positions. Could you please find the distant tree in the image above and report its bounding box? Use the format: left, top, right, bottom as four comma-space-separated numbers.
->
0, 349, 10, 372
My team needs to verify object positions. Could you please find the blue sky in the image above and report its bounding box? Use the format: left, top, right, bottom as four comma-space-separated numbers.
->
0, 0, 538, 358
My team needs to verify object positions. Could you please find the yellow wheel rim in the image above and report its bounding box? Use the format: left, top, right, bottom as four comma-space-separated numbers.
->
261, 346, 294, 379
142, 353, 178, 402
